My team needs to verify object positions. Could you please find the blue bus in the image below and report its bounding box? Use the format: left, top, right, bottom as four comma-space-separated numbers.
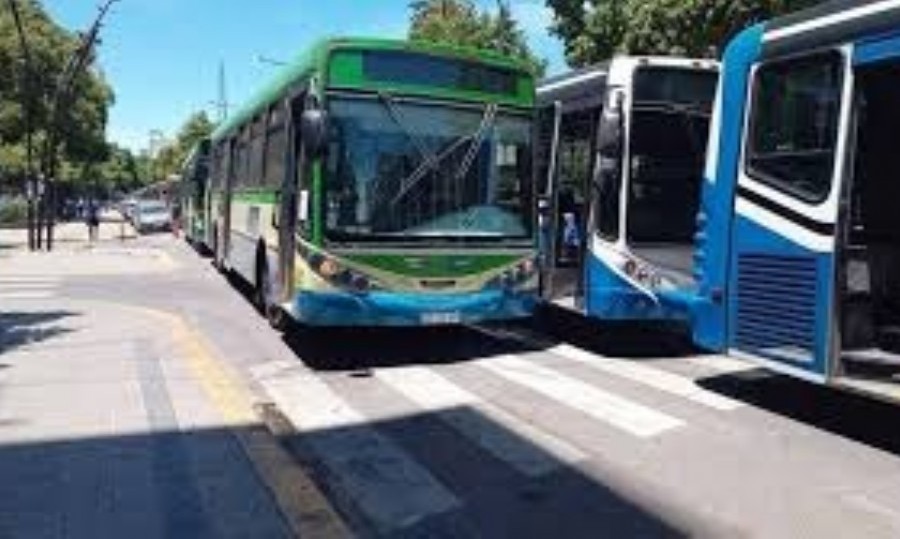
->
694, 0, 900, 400
536, 57, 718, 324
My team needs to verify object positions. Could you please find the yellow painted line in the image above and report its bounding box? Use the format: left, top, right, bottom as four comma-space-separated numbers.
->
136, 306, 351, 539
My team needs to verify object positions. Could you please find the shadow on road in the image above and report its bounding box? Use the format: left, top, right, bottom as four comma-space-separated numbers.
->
0, 311, 78, 354
282, 325, 545, 372
529, 306, 700, 359
270, 404, 695, 538
700, 371, 900, 456
0, 426, 294, 539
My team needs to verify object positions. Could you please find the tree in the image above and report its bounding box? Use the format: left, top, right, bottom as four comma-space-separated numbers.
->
151, 111, 215, 181
547, 0, 824, 66
0, 0, 114, 185
410, 0, 547, 76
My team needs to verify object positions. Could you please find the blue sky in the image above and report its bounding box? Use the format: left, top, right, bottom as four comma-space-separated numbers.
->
44, 1, 567, 153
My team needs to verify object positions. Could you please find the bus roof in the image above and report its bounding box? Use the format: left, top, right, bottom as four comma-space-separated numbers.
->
211, 37, 535, 143
538, 63, 609, 109
538, 56, 718, 112
761, 0, 900, 59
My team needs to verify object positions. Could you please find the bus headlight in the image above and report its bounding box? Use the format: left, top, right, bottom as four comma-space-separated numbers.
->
620, 255, 664, 290
486, 257, 539, 291
302, 248, 380, 294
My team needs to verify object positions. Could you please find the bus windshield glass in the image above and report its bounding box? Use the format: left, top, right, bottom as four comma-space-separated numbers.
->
627, 66, 717, 246
324, 96, 533, 243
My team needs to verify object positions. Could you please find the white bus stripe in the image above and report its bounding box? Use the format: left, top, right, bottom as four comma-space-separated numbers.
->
376, 366, 587, 477
548, 344, 743, 411
478, 355, 684, 438
765, 0, 900, 42
258, 371, 460, 532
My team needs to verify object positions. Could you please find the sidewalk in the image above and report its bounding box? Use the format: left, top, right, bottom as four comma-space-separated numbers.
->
0, 220, 139, 252
0, 250, 348, 538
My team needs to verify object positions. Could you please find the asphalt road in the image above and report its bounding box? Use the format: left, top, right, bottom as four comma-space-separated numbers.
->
10, 232, 900, 538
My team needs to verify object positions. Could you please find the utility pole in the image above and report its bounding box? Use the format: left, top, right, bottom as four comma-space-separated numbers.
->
6, 0, 36, 251
217, 61, 229, 122
43, 0, 120, 251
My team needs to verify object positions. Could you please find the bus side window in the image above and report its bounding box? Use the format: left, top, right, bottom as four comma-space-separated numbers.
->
745, 52, 843, 203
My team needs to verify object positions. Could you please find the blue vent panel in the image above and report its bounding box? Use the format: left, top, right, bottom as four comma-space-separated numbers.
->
735, 254, 817, 361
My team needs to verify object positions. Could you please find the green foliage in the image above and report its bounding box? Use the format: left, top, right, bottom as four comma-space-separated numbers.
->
409, 0, 547, 76
0, 0, 114, 185
152, 112, 215, 182
547, 0, 824, 66
0, 197, 28, 224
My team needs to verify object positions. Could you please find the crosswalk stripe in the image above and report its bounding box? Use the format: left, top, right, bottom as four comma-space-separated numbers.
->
478, 355, 684, 438
257, 368, 460, 532
0, 276, 60, 283
549, 344, 744, 411
376, 366, 588, 477
0, 291, 56, 300
0, 283, 59, 290
684, 355, 756, 375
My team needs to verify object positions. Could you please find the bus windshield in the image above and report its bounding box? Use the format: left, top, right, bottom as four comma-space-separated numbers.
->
627, 67, 717, 246
324, 96, 533, 244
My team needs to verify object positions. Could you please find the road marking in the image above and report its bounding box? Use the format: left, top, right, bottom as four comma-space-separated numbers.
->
0, 282, 58, 289
549, 344, 744, 411
0, 291, 56, 300
683, 355, 756, 375
471, 325, 745, 410
0, 276, 60, 301
258, 368, 460, 533
143, 311, 351, 539
478, 355, 684, 438
376, 366, 588, 477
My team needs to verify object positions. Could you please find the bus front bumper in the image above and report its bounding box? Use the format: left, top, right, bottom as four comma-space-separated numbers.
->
290, 289, 537, 327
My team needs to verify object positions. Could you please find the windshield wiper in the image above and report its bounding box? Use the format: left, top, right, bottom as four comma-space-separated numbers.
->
454, 103, 497, 182
390, 102, 498, 208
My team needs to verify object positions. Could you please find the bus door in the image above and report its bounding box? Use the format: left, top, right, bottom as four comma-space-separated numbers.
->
538, 102, 597, 310
726, 50, 852, 382
834, 39, 900, 382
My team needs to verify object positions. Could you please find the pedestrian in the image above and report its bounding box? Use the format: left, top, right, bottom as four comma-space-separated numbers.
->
86, 201, 100, 242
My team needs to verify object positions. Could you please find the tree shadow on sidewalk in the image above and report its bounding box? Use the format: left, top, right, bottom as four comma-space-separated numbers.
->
0, 311, 78, 354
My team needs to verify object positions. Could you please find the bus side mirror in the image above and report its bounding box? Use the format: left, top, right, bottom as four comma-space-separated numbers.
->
301, 109, 328, 157
598, 91, 624, 158
597, 114, 623, 158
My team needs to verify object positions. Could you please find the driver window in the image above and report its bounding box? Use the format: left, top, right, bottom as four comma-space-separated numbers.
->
746, 52, 844, 204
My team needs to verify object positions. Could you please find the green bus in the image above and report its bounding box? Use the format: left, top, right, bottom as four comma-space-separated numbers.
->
207, 38, 538, 327
178, 139, 211, 249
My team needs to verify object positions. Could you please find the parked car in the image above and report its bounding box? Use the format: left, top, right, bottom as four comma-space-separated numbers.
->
133, 200, 171, 234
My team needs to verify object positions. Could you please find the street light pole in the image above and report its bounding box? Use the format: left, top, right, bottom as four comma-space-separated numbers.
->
6, 0, 36, 251
44, 0, 120, 251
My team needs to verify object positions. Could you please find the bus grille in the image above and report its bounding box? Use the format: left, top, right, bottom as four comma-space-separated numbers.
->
735, 254, 817, 361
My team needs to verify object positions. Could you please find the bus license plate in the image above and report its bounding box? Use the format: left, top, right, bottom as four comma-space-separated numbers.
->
421, 312, 461, 325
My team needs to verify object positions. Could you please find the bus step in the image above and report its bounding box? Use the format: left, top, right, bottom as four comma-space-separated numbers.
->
843, 348, 900, 368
